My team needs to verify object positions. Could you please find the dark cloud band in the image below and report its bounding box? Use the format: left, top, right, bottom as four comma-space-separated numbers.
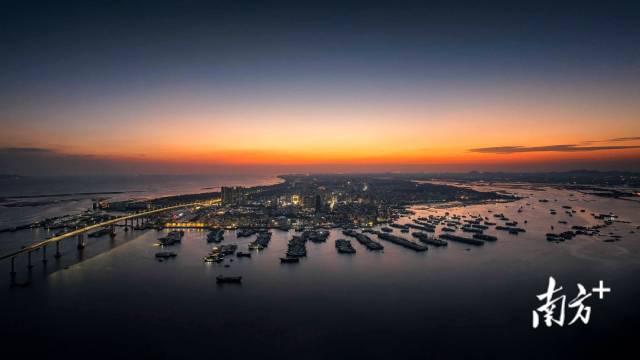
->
469, 144, 640, 154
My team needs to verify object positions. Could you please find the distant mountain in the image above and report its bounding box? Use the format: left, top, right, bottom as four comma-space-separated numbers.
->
401, 170, 640, 187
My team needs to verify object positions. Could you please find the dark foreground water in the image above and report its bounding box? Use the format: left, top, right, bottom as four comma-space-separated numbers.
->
2, 183, 639, 359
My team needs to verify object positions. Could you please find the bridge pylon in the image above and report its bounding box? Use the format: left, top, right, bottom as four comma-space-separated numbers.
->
77, 234, 85, 250
54, 241, 62, 258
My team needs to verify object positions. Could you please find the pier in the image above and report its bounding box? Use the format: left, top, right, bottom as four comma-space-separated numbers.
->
342, 230, 384, 250
411, 232, 448, 246
439, 233, 484, 246
376, 232, 427, 252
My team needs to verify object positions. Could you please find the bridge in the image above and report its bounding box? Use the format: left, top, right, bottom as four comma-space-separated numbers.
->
2, 198, 220, 285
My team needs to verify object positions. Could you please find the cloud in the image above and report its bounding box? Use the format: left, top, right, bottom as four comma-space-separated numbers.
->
0, 147, 55, 154
469, 144, 640, 154
579, 136, 640, 145
608, 137, 640, 142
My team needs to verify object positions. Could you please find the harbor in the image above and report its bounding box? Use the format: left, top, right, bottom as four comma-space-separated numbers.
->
4, 175, 638, 289
2, 177, 639, 360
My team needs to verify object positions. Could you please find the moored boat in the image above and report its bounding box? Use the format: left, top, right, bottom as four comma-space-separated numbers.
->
216, 275, 242, 283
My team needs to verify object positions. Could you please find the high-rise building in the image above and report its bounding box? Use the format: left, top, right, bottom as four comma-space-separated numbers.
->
314, 194, 323, 213
221, 187, 231, 205
302, 194, 316, 209
221, 186, 245, 205
221, 186, 234, 205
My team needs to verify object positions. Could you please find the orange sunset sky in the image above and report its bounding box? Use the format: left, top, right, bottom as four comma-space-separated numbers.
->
1, 1, 639, 175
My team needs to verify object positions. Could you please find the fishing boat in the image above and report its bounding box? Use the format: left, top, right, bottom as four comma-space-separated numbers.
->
216, 275, 242, 283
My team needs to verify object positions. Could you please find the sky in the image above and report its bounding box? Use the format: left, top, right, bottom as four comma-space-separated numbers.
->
1, 0, 639, 175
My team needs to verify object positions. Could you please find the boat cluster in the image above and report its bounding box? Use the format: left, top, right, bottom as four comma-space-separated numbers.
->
343, 229, 384, 250
335, 239, 356, 254
237, 229, 257, 237
303, 229, 330, 242
285, 235, 307, 259
408, 214, 505, 246
157, 230, 185, 246
248, 231, 272, 250
204, 244, 238, 263
411, 232, 448, 246
546, 224, 608, 243
281, 230, 330, 262
207, 228, 224, 243
375, 231, 427, 251
342, 211, 503, 249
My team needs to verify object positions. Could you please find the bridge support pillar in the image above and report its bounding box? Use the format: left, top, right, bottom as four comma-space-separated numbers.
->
27, 251, 33, 270
42, 245, 47, 263
77, 234, 85, 249
55, 241, 61, 258
10, 257, 16, 286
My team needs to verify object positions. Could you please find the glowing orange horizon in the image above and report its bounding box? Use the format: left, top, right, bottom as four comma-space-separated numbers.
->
33, 144, 640, 168
2, 84, 639, 170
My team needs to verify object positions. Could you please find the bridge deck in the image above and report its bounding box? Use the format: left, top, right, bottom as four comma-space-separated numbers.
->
0, 199, 219, 262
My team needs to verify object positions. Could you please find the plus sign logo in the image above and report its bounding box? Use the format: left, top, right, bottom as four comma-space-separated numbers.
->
592, 280, 611, 299
532, 277, 611, 328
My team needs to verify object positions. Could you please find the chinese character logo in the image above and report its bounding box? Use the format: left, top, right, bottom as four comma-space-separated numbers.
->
532, 277, 610, 328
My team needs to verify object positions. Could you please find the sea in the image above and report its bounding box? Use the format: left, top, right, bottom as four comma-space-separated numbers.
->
0, 174, 282, 229
1, 176, 639, 359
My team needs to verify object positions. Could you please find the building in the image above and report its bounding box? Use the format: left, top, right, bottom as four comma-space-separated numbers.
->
221, 187, 234, 205
221, 186, 246, 205
302, 194, 316, 209
314, 194, 323, 214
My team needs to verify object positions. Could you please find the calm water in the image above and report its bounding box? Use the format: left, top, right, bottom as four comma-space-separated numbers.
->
2, 182, 639, 358
0, 174, 280, 254
0, 174, 282, 229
